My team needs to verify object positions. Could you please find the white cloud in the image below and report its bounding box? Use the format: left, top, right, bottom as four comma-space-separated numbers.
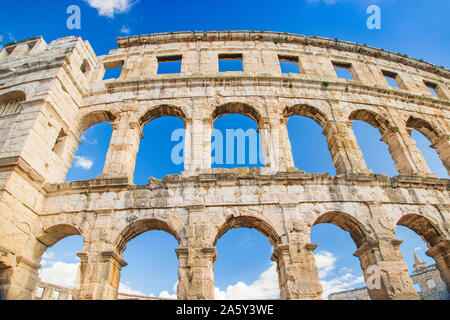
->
119, 283, 147, 296
314, 251, 365, 299
40, 260, 148, 297
39, 262, 79, 288
121, 25, 131, 34
42, 251, 55, 260
80, 134, 98, 145
315, 251, 337, 278
85, 0, 136, 18
159, 290, 177, 299
74, 156, 94, 170
320, 273, 365, 299
214, 262, 280, 300
0, 34, 3, 43
213, 251, 363, 300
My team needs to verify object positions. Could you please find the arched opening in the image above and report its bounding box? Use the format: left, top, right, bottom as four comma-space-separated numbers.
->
66, 111, 114, 182
0, 90, 26, 105
213, 216, 280, 300
283, 105, 335, 174
349, 109, 398, 176
115, 219, 180, 299
134, 105, 186, 184
406, 117, 448, 178
34, 225, 84, 300
211, 103, 264, 169
312, 212, 369, 300
66, 122, 112, 182
396, 214, 449, 299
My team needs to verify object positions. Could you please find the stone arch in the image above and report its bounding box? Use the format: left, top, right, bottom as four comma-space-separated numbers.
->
139, 104, 187, 127
76, 110, 115, 136
349, 109, 390, 134
34, 223, 84, 259
0, 90, 26, 105
212, 102, 262, 125
405, 116, 440, 143
283, 104, 328, 128
313, 211, 369, 248
114, 218, 182, 254
212, 215, 281, 247
397, 213, 445, 248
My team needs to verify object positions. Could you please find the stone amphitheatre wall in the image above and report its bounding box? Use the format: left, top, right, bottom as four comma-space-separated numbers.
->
0, 31, 449, 300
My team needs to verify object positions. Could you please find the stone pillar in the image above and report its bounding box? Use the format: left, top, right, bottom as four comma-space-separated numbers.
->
354, 239, 419, 300
276, 118, 295, 171
323, 120, 371, 175
184, 118, 212, 175
381, 126, 434, 176
271, 243, 323, 300
74, 251, 127, 300
426, 240, 450, 294
258, 117, 295, 173
431, 135, 450, 176
176, 205, 216, 300
0, 256, 40, 300
259, 118, 275, 171
100, 111, 142, 182
176, 246, 216, 300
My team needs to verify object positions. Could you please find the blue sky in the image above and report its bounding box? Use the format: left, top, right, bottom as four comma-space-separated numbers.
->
3, 0, 448, 299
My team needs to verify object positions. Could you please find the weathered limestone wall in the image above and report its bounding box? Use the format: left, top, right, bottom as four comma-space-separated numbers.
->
0, 31, 449, 300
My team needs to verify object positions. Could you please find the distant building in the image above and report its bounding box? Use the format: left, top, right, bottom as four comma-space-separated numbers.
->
32, 281, 173, 300
328, 251, 449, 300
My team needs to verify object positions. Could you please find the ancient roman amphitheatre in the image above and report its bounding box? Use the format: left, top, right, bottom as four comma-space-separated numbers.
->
0, 31, 448, 300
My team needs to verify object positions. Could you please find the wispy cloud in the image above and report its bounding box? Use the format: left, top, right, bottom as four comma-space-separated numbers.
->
84, 0, 136, 18
80, 134, 98, 145
315, 251, 365, 299
320, 273, 365, 299
74, 156, 94, 170
121, 25, 131, 34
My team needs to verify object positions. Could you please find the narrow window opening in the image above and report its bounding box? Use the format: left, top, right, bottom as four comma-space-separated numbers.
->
219, 53, 243, 72
382, 70, 402, 89
413, 283, 421, 292
157, 55, 182, 74
53, 129, 67, 157
103, 60, 124, 80
36, 286, 45, 298
426, 279, 436, 289
333, 61, 354, 80
424, 81, 439, 98
279, 55, 301, 74
80, 59, 91, 76
52, 290, 61, 300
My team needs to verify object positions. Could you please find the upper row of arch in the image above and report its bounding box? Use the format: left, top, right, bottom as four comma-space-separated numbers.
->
77, 100, 445, 143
